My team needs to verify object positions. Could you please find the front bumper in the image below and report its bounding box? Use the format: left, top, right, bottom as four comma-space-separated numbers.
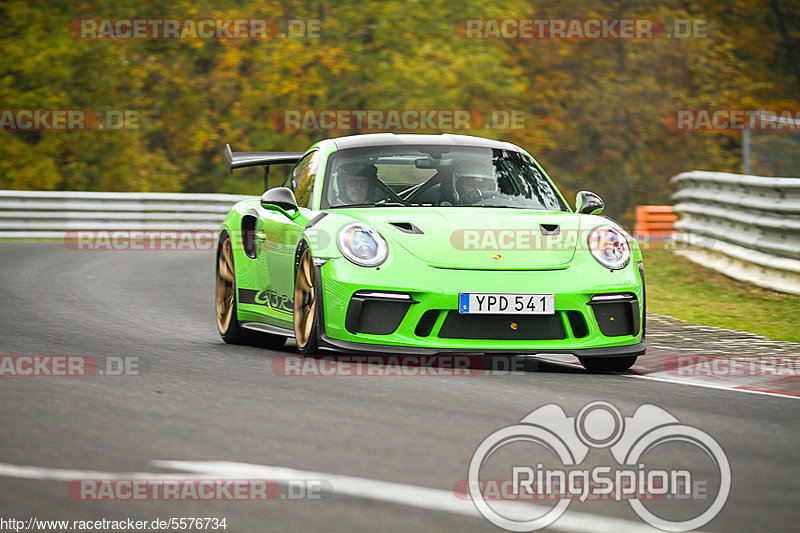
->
316, 254, 646, 358
319, 335, 646, 357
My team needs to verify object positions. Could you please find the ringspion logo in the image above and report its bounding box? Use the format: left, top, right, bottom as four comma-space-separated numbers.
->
468, 401, 730, 531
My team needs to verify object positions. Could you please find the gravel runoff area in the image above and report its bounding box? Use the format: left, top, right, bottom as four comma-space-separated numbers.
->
646, 313, 800, 357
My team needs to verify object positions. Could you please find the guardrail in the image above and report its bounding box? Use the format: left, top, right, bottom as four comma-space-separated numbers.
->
670, 171, 800, 295
0, 190, 253, 239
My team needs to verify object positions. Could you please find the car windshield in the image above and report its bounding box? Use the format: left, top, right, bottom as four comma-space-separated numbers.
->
322, 145, 568, 211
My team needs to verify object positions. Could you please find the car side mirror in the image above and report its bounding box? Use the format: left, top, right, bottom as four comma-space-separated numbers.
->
261, 187, 300, 218
575, 191, 604, 215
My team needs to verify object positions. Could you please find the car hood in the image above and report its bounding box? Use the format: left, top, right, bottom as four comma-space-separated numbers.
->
342, 207, 581, 270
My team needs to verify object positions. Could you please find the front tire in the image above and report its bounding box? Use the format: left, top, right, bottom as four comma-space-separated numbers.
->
293, 248, 320, 354
216, 233, 245, 344
578, 356, 637, 372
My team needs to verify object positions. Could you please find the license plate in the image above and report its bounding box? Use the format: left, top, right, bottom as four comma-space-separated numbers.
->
458, 293, 555, 315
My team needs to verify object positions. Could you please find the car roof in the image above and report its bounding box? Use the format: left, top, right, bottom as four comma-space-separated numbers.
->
330, 133, 520, 151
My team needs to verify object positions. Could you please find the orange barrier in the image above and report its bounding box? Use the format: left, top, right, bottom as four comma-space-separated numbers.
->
635, 205, 677, 238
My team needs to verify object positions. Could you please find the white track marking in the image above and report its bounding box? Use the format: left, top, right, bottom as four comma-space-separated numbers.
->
621, 372, 800, 399
0, 463, 204, 481
0, 459, 667, 533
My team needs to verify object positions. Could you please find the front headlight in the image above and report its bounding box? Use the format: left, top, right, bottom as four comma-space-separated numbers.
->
588, 225, 630, 270
337, 222, 388, 267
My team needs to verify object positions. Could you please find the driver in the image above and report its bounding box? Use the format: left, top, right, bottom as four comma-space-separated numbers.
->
457, 175, 494, 195
455, 174, 497, 205
452, 159, 497, 205
336, 163, 377, 204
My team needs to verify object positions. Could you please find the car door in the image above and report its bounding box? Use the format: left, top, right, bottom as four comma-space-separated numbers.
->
253, 150, 320, 328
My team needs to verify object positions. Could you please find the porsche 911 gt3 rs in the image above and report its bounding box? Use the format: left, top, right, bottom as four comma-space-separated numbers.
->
216, 133, 645, 371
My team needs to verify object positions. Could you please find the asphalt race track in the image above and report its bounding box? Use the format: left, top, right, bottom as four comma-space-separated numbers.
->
1, 242, 798, 532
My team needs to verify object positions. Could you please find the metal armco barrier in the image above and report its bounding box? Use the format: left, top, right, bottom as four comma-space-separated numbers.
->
670, 171, 800, 295
0, 190, 253, 239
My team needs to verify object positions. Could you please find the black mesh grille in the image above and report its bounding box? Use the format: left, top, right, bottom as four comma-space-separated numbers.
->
438, 312, 565, 340
347, 300, 410, 335
415, 310, 440, 337
567, 311, 588, 338
592, 302, 635, 337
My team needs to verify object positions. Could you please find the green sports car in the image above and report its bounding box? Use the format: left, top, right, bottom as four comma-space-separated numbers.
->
216, 133, 645, 371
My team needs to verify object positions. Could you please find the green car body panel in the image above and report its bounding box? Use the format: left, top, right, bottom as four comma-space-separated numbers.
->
217, 134, 645, 366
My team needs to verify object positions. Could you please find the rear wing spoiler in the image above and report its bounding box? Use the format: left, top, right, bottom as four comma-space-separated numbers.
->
224, 144, 304, 174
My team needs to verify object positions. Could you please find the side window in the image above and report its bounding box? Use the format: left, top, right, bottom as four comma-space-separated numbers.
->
285, 151, 320, 208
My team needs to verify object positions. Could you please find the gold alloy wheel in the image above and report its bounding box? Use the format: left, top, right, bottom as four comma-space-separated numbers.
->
216, 236, 236, 334
293, 250, 317, 349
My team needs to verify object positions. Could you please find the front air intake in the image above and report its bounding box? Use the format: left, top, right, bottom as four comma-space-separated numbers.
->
588, 294, 639, 337
438, 313, 566, 340
345, 291, 415, 335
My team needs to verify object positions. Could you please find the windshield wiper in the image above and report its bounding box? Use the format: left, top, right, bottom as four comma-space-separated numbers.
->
329, 201, 406, 209
328, 203, 374, 209
464, 204, 525, 209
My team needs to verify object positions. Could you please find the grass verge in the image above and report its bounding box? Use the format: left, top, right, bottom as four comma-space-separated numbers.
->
642, 248, 799, 343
